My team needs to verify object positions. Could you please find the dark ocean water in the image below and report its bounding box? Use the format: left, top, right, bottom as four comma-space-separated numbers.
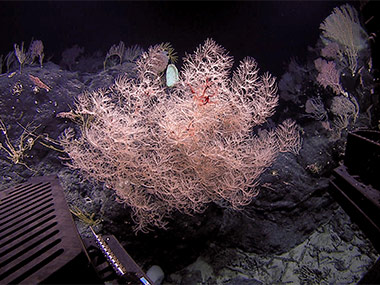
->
1, 1, 373, 77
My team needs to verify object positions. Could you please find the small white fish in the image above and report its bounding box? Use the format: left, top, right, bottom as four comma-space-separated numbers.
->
8, 71, 16, 78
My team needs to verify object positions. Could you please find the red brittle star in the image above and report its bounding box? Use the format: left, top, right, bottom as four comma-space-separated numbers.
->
187, 77, 218, 106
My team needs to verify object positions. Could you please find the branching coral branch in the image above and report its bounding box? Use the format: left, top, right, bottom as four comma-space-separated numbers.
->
60, 39, 301, 232
0, 119, 39, 171
314, 58, 347, 96
320, 4, 368, 76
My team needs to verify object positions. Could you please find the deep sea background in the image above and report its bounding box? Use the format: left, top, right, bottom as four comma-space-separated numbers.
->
1, 1, 377, 77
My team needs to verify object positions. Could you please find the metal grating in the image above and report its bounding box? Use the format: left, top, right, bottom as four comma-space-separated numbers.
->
330, 165, 380, 253
0, 175, 84, 284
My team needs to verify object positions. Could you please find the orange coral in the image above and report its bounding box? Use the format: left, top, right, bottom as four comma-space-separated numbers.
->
29, 74, 50, 92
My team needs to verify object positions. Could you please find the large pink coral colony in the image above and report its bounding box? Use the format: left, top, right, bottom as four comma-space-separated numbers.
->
59, 39, 301, 232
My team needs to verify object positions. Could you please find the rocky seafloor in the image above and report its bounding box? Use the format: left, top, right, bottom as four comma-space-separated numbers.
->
166, 206, 379, 284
